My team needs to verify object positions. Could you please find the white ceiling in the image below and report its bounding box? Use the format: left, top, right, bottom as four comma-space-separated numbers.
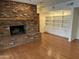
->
12, 0, 72, 5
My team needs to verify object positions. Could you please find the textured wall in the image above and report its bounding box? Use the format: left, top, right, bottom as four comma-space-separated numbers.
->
0, 1, 40, 49
0, 1, 37, 19
0, 20, 40, 49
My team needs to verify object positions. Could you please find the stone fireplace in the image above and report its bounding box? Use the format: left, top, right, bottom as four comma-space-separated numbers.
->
0, 1, 40, 49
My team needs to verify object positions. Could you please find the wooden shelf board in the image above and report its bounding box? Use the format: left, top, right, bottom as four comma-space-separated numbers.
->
0, 18, 32, 20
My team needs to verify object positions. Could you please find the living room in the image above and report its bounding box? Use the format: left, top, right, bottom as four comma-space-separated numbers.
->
0, 0, 79, 59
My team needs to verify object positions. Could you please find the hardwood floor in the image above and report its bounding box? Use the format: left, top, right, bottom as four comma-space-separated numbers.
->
0, 33, 79, 59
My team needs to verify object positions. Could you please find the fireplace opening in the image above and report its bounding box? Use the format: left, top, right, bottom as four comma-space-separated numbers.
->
10, 25, 26, 36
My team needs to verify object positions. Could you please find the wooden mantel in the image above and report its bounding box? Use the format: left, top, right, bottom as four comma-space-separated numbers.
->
0, 17, 32, 20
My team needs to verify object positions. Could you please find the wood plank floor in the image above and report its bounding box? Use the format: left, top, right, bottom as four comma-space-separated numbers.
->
0, 33, 79, 59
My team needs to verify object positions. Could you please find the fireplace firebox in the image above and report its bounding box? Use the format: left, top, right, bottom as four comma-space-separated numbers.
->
10, 25, 26, 36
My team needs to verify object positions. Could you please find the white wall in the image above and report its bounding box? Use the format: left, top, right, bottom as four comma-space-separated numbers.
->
76, 8, 79, 39
70, 8, 78, 40
46, 0, 79, 11
44, 0, 79, 41
37, 5, 49, 33
39, 13, 46, 33
77, 18, 79, 39
70, 8, 79, 40
38, 0, 79, 41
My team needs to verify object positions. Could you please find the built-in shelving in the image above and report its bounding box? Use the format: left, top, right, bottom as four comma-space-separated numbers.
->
45, 9, 72, 38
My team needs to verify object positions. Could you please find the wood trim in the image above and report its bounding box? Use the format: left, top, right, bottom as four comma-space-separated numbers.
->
74, 39, 79, 41
37, 14, 40, 32
45, 32, 68, 40
0, 18, 32, 20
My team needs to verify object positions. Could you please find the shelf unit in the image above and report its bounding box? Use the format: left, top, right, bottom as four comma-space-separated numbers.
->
45, 9, 72, 38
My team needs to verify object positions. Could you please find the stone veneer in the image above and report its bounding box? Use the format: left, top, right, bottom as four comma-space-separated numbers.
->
0, 1, 40, 49
0, 0, 37, 19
